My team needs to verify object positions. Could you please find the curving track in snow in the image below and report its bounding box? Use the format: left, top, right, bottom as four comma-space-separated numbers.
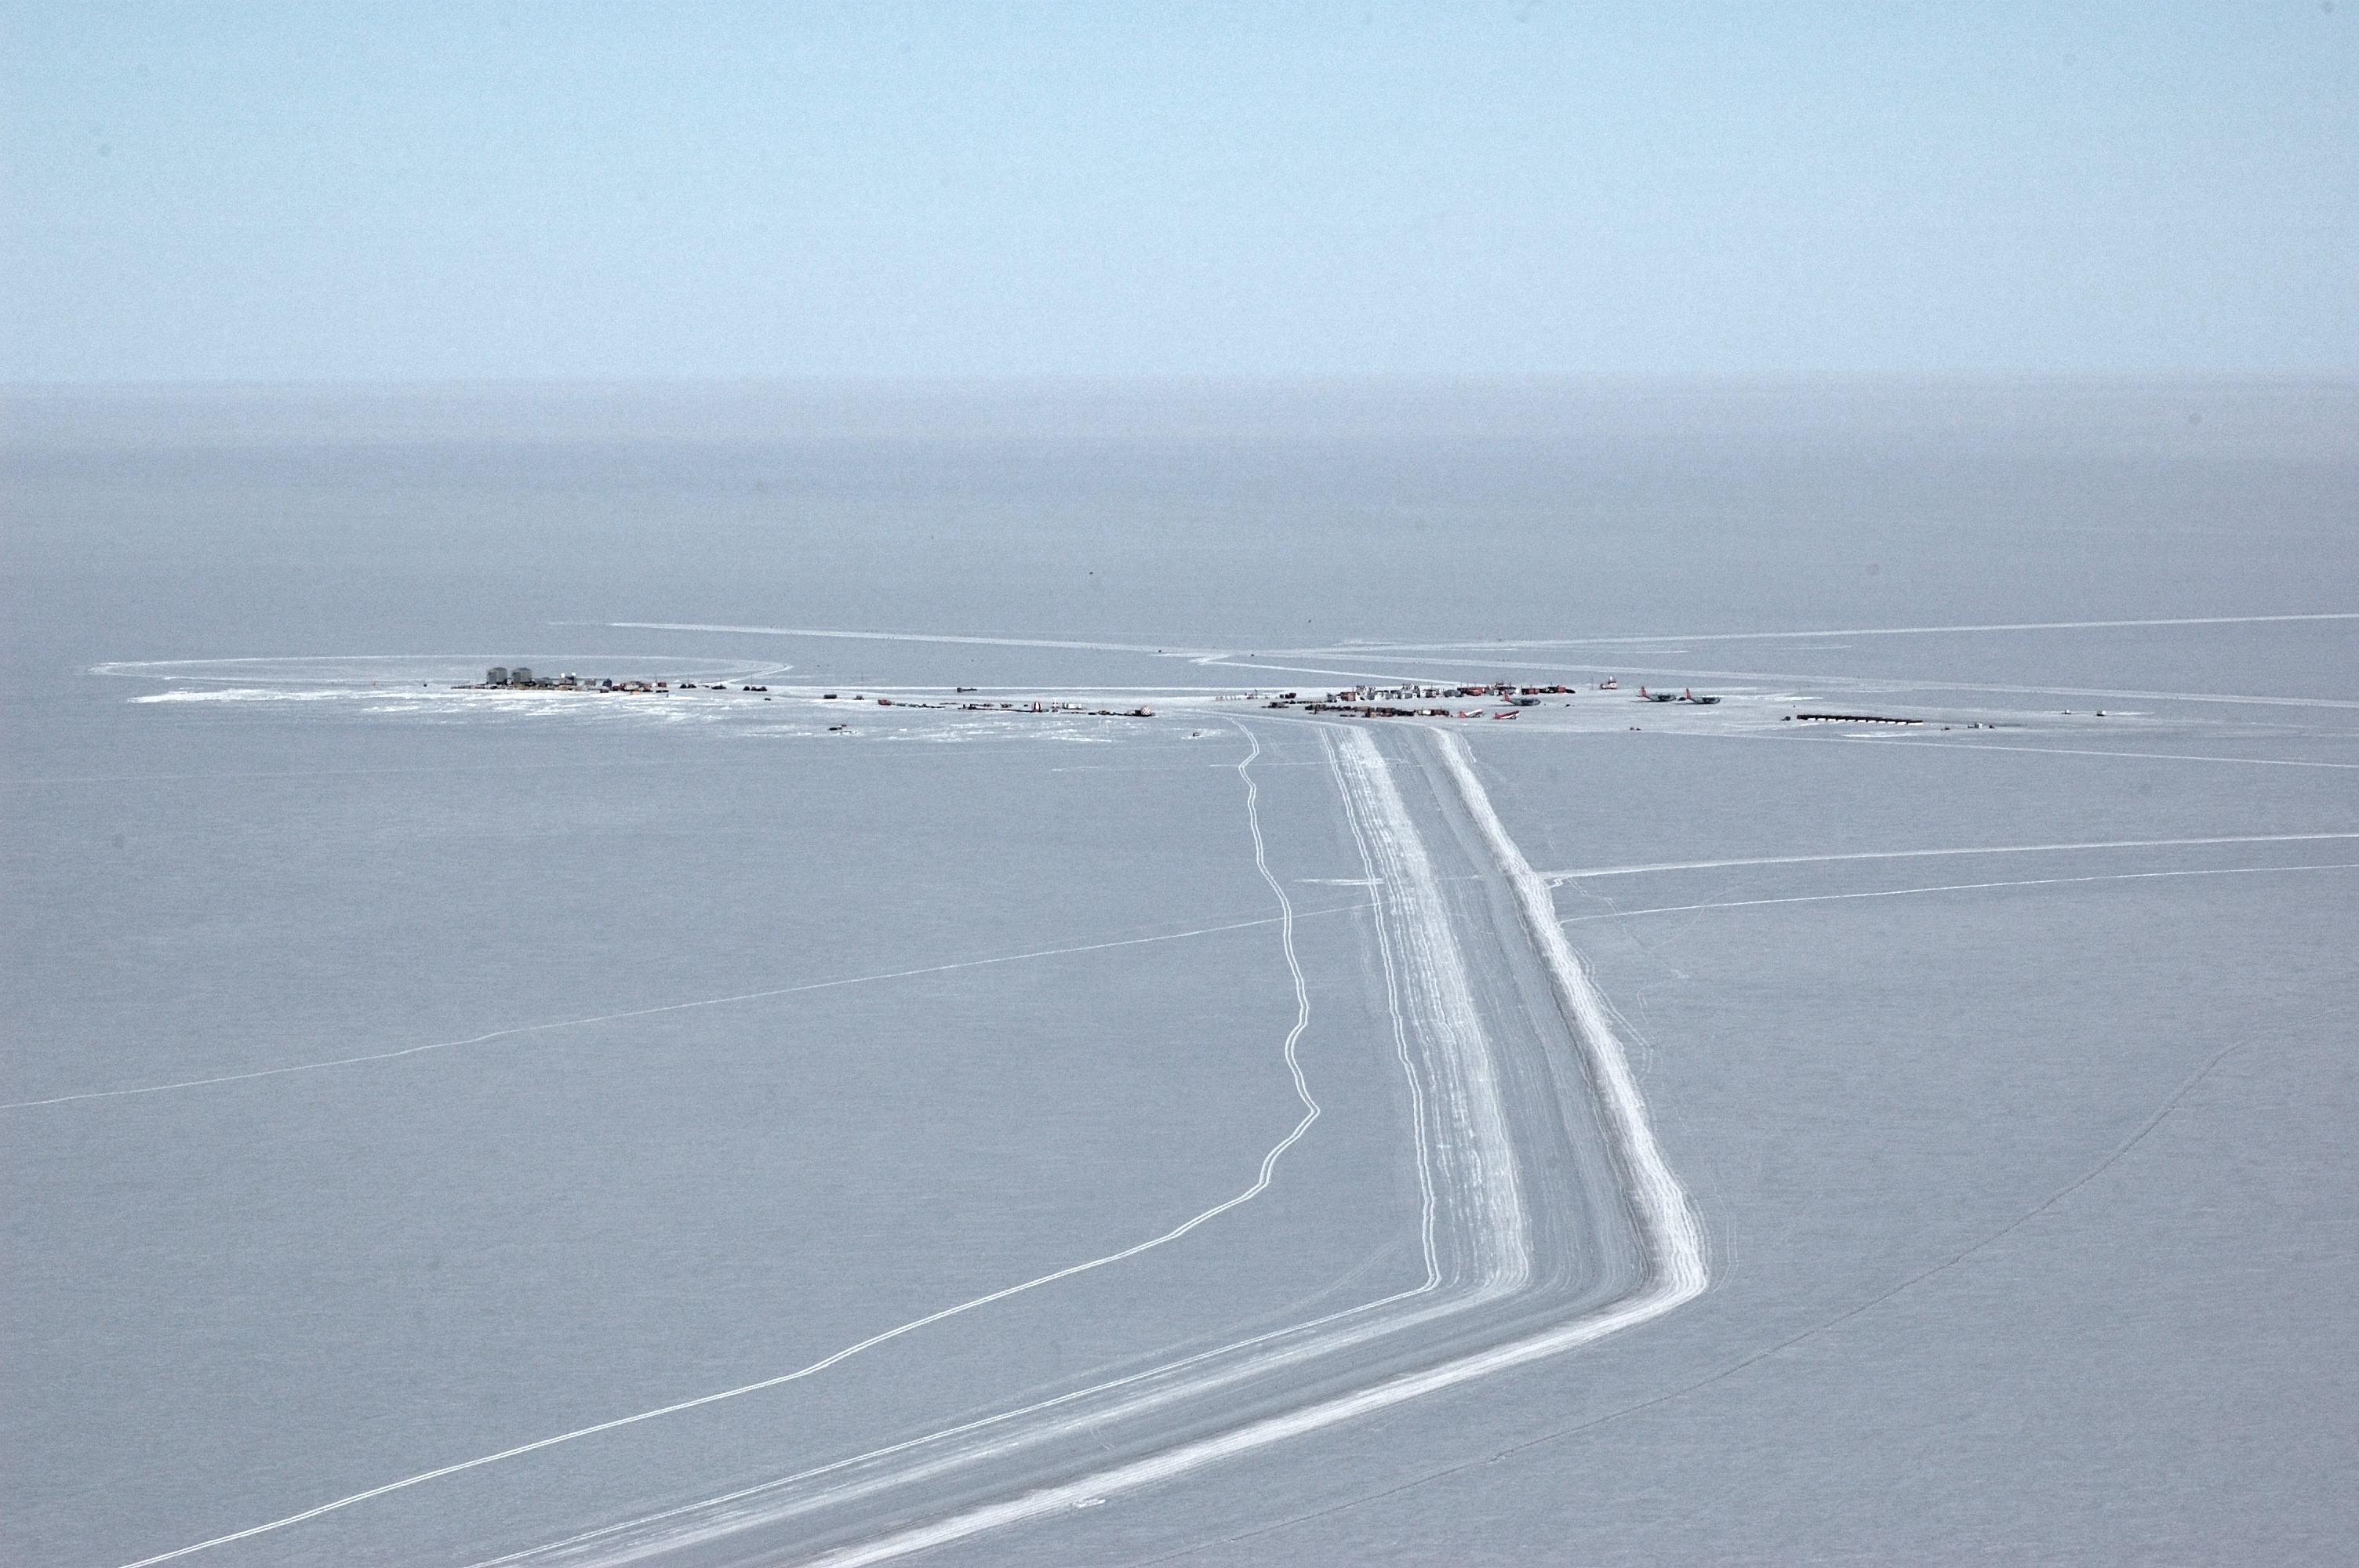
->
450, 720, 1703, 1568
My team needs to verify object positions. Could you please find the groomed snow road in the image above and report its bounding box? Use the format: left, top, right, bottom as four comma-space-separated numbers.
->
471, 720, 1703, 1568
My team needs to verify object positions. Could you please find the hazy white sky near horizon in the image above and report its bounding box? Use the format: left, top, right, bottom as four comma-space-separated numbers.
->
5, 2, 2354, 382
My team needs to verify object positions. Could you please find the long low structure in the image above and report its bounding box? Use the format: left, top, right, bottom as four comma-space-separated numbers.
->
1789, 712, 1923, 725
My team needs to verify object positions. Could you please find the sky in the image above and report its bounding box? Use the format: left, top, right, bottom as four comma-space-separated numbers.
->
4, 2, 2354, 382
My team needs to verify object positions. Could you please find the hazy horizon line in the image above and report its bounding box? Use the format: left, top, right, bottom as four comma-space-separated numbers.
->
7, 368, 2354, 396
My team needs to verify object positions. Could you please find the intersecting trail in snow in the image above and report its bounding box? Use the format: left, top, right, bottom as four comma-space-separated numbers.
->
6, 906, 1372, 1112
1538, 833, 2359, 884
1563, 863, 2359, 924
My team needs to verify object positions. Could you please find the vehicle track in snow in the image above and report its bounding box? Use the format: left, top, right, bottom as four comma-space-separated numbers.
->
8, 909, 1357, 1112
1539, 831, 2359, 882
1562, 862, 2359, 925
457, 722, 1702, 1568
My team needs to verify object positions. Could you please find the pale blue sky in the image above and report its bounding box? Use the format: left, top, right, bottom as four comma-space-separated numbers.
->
5, 2, 2353, 380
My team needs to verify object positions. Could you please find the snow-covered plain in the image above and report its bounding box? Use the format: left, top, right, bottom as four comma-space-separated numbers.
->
5, 380, 2354, 1565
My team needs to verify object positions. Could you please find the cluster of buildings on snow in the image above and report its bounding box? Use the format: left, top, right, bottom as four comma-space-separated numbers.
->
1264, 681, 1592, 717
457, 667, 770, 695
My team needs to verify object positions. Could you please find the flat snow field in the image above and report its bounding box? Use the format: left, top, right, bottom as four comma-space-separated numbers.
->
4, 379, 2354, 1566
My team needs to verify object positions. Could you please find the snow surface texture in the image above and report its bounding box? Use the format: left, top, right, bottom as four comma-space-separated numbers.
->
6, 380, 2355, 1565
